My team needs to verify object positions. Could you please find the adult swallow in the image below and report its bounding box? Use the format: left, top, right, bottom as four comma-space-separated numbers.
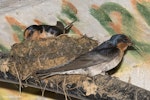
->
23, 20, 76, 40
36, 34, 132, 79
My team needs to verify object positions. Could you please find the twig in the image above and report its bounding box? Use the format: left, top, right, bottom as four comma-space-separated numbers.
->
62, 76, 68, 100
13, 62, 22, 95
41, 80, 48, 97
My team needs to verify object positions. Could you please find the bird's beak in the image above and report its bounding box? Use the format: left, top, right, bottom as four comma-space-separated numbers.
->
127, 36, 133, 46
127, 42, 133, 46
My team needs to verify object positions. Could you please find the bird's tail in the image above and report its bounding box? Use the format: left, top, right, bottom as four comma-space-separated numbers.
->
64, 20, 77, 33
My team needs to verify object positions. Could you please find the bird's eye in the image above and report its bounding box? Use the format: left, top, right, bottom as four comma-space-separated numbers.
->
122, 38, 128, 43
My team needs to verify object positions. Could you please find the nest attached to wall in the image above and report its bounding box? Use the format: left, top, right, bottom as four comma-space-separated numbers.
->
8, 35, 98, 80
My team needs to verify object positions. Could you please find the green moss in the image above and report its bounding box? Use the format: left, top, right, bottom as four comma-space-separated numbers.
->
90, 2, 135, 35
0, 44, 9, 52
11, 25, 24, 41
61, 6, 78, 21
57, 17, 67, 25
133, 40, 150, 53
40, 22, 47, 25
100, 2, 133, 20
90, 2, 150, 57
90, 8, 116, 35
102, 2, 135, 33
137, 3, 150, 26
128, 38, 150, 58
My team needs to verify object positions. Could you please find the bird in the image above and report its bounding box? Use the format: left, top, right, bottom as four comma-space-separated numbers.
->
23, 20, 76, 40
36, 34, 132, 79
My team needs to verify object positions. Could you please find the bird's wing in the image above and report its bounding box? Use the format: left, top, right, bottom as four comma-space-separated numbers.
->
36, 51, 111, 75
36, 41, 120, 76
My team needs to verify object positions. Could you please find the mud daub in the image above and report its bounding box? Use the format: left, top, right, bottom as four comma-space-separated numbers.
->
8, 34, 98, 80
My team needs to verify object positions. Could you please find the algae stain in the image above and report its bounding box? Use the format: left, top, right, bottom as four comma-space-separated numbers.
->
90, 8, 116, 35
11, 25, 24, 41
90, 2, 150, 57
133, 39, 150, 53
90, 2, 135, 35
61, 6, 78, 21
61, 0, 78, 21
137, 3, 150, 26
34, 19, 46, 25
0, 44, 9, 52
128, 38, 150, 58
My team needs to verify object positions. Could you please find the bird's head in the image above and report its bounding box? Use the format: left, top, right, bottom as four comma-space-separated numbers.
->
109, 34, 132, 51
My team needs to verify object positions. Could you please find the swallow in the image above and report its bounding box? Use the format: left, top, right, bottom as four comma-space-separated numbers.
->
23, 20, 76, 40
36, 34, 132, 79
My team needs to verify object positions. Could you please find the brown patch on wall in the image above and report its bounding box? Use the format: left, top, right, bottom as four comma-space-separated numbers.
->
5, 16, 26, 30
71, 26, 83, 36
137, 0, 150, 3
109, 11, 122, 33
34, 19, 43, 25
131, 0, 137, 9
131, 0, 149, 9
91, 4, 100, 10
65, 21, 82, 36
62, 0, 78, 14
64, 20, 82, 35
13, 33, 20, 43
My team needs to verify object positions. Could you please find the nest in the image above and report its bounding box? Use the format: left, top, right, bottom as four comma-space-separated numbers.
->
8, 35, 98, 80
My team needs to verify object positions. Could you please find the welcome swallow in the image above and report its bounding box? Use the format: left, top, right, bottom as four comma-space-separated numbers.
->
36, 34, 132, 79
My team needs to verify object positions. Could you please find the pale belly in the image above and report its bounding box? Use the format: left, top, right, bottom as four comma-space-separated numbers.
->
87, 54, 123, 76
46, 54, 123, 77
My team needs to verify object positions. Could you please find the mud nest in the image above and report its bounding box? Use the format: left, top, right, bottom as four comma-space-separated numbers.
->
8, 35, 98, 80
